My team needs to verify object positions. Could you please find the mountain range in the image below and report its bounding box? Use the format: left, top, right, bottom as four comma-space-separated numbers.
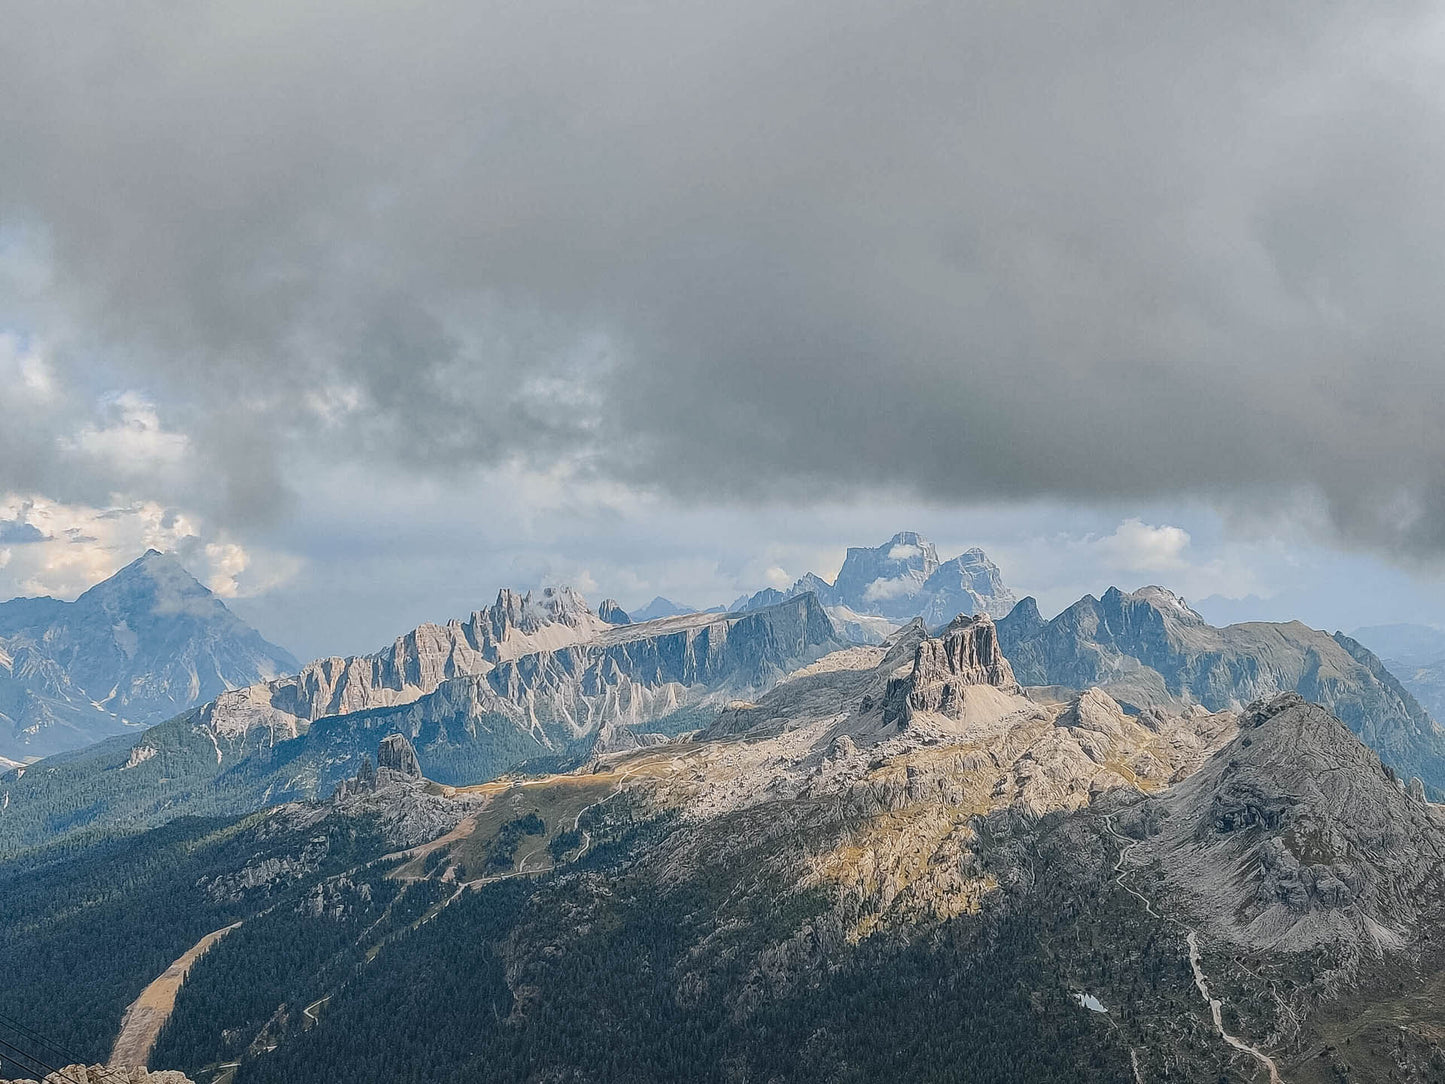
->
0, 587, 842, 855
5, 608, 1445, 1082
6, 548, 1445, 854
626, 596, 725, 623
11, 544, 1445, 1081
997, 586, 1445, 792
0, 551, 297, 761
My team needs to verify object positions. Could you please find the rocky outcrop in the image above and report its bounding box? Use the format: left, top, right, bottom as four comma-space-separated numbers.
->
334, 734, 423, 799
2, 1068, 192, 1084
377, 733, 421, 778
997, 586, 1445, 789
882, 614, 1021, 726
598, 599, 631, 625
0, 551, 297, 759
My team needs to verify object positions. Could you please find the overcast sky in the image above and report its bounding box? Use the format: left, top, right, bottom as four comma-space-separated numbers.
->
4, 1, 1445, 660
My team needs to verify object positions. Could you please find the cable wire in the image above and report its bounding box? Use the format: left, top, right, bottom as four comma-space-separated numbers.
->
0, 1012, 88, 1071
0, 1032, 87, 1084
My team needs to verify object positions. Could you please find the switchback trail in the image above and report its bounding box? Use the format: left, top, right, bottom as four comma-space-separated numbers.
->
1102, 816, 1283, 1083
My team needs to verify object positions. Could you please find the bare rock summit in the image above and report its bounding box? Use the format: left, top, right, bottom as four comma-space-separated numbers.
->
377, 732, 422, 779
883, 613, 1021, 726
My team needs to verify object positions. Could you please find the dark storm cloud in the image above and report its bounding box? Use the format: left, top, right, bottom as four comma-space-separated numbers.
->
3, 1, 1445, 551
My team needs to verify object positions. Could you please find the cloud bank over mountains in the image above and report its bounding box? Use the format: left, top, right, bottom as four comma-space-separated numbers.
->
3, 2, 1445, 652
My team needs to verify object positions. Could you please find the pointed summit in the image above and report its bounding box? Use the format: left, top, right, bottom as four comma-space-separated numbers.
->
84, 549, 219, 615
598, 599, 631, 625
0, 551, 297, 759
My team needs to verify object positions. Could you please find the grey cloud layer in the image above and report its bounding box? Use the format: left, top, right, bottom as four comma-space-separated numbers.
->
3, 2, 1444, 550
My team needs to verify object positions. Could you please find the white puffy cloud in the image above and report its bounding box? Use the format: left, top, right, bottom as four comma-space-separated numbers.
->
762, 565, 792, 589
863, 575, 922, 603
203, 542, 250, 598
1095, 519, 1193, 573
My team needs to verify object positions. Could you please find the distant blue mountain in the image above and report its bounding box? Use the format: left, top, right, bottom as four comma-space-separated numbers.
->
0, 551, 298, 759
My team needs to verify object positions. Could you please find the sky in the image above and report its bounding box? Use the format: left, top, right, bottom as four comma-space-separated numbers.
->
4, 2, 1445, 660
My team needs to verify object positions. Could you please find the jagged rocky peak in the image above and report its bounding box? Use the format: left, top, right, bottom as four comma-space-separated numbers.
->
996, 582, 1445, 791
485, 584, 595, 638
735, 531, 1018, 638
997, 594, 1045, 638
927, 613, 1021, 691
597, 599, 631, 625
377, 732, 422, 779
882, 613, 1022, 726
835, 530, 941, 598
1149, 691, 1445, 954
201, 583, 614, 741
354, 753, 377, 790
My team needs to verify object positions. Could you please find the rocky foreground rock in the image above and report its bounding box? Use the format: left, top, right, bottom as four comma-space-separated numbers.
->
1, 1068, 191, 1084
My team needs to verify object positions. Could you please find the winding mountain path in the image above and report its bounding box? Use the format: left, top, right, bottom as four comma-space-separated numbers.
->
1102, 816, 1282, 1083
1186, 931, 1282, 1083
109, 921, 242, 1070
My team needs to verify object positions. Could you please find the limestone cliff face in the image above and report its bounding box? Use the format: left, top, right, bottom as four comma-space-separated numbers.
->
75, 592, 842, 816
199, 585, 610, 741
338, 592, 845, 779
377, 732, 421, 778
997, 585, 1445, 790
882, 614, 1021, 726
